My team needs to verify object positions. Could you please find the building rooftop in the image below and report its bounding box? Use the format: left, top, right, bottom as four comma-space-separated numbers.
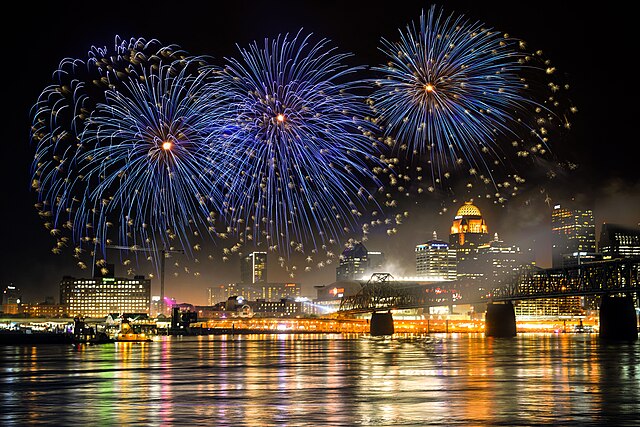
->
456, 201, 482, 218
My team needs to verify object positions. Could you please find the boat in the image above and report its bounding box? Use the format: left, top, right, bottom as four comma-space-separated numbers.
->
573, 320, 594, 334
113, 319, 154, 342
72, 317, 114, 345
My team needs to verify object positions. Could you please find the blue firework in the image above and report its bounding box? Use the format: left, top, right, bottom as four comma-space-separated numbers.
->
30, 37, 222, 266
214, 31, 385, 254
372, 6, 554, 184
78, 64, 225, 253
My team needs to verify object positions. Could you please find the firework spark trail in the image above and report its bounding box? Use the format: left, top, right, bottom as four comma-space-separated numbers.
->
28, 22, 573, 279
30, 37, 224, 272
78, 63, 225, 255
214, 31, 389, 256
371, 5, 569, 198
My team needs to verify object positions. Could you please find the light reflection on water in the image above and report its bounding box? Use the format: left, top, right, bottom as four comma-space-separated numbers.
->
1, 333, 639, 426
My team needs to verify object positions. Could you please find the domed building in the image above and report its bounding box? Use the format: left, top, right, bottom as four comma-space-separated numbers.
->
449, 201, 490, 280
450, 202, 488, 245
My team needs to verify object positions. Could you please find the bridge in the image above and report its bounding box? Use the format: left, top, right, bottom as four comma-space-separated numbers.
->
338, 273, 461, 314
337, 257, 640, 339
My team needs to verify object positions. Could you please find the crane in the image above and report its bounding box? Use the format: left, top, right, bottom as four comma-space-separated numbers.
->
105, 245, 184, 315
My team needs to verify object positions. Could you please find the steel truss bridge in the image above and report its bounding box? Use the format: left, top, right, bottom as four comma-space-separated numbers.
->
337, 258, 640, 315
338, 273, 463, 315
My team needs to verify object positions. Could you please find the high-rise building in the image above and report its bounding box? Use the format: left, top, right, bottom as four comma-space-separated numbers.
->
415, 231, 457, 281
60, 275, 151, 318
367, 251, 386, 274
599, 223, 640, 259
335, 243, 386, 281
336, 243, 369, 281
2, 284, 21, 304
551, 203, 596, 268
449, 201, 490, 280
241, 252, 267, 284
471, 234, 524, 286
1, 284, 21, 314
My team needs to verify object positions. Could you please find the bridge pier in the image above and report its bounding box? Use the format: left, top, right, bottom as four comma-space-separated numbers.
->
485, 302, 516, 337
370, 311, 394, 336
599, 295, 638, 341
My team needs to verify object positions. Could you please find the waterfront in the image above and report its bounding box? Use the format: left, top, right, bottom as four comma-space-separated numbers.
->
1, 333, 639, 426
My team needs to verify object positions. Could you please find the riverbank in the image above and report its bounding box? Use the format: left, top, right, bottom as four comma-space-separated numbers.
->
0, 330, 73, 345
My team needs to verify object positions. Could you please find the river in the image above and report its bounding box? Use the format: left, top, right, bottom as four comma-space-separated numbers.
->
1, 333, 639, 426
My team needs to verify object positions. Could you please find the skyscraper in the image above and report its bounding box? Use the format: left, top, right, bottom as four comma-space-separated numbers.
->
1, 284, 21, 314
336, 243, 369, 281
241, 252, 267, 284
415, 231, 457, 280
449, 201, 490, 280
551, 203, 596, 268
367, 251, 386, 274
470, 234, 523, 286
599, 223, 640, 259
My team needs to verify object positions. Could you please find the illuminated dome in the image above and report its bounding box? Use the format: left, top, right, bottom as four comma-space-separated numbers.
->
456, 202, 482, 217
450, 201, 488, 242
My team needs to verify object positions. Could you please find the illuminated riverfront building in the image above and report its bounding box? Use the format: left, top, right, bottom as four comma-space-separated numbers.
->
253, 298, 312, 317
513, 265, 584, 318
551, 203, 596, 268
60, 274, 151, 318
415, 231, 457, 281
259, 282, 301, 301
599, 223, 640, 259
20, 297, 66, 318
449, 201, 490, 280
314, 281, 363, 313
207, 283, 238, 305
241, 252, 267, 284
224, 282, 301, 302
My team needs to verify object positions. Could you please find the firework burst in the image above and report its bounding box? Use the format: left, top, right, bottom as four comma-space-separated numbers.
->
371, 5, 572, 199
214, 31, 387, 256
30, 37, 223, 270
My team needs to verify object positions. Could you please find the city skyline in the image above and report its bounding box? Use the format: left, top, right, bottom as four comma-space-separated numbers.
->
2, 1, 638, 305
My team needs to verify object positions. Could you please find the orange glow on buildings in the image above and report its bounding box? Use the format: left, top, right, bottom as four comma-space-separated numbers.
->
450, 202, 488, 236
449, 201, 489, 250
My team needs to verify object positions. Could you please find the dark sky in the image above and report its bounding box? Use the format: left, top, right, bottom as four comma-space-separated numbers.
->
2, 1, 638, 304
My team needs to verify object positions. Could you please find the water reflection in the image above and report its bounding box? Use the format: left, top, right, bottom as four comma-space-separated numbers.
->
1, 334, 638, 426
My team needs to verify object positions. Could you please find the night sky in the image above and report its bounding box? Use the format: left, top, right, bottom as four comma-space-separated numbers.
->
2, 1, 638, 304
